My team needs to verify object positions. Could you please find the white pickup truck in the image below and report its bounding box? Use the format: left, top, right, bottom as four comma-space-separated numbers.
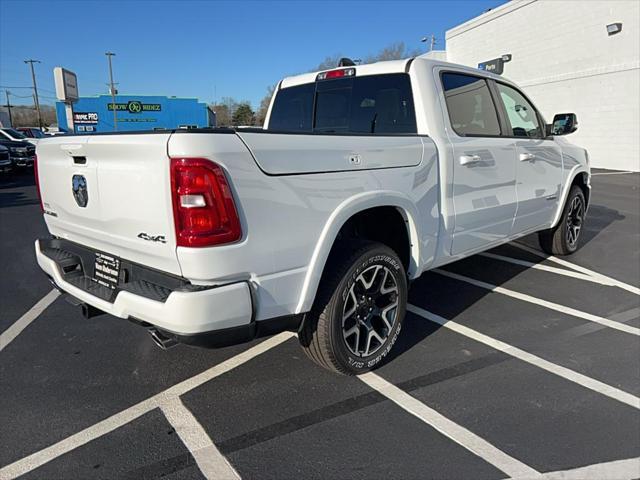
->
35, 57, 590, 374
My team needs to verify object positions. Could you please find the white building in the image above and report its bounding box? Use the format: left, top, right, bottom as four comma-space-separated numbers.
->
444, 0, 639, 171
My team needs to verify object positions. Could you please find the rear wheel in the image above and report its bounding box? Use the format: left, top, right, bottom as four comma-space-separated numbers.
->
299, 241, 407, 375
538, 186, 586, 255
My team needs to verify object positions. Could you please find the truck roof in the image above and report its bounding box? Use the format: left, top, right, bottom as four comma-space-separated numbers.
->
279, 56, 509, 89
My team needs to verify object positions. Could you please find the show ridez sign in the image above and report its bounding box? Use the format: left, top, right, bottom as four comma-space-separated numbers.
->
107, 101, 162, 113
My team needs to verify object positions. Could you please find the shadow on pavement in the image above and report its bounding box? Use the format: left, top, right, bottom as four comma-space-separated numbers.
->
0, 169, 38, 208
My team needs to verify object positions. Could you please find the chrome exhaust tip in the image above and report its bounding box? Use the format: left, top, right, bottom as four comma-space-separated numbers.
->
148, 327, 178, 350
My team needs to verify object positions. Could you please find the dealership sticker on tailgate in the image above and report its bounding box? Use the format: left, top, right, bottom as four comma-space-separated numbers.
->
94, 252, 121, 289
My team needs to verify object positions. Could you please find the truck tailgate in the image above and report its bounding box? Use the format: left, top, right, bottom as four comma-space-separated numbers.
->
37, 133, 181, 275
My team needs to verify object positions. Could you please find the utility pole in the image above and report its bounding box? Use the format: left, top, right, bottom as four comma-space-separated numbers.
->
105, 52, 118, 131
4, 91, 12, 126
24, 59, 43, 129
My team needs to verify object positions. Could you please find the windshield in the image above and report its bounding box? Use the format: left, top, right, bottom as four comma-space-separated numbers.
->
3, 128, 27, 139
30, 129, 45, 138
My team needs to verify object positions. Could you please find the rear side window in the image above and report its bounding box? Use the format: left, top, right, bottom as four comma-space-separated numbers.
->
441, 73, 501, 136
268, 73, 416, 135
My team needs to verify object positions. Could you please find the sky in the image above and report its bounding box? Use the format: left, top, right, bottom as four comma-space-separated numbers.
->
0, 0, 505, 108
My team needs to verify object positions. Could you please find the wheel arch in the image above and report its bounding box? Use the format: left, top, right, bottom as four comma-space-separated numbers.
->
551, 167, 591, 228
295, 192, 420, 314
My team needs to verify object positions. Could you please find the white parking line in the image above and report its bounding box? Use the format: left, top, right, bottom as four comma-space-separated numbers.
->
359, 372, 540, 478
0, 332, 295, 480
512, 242, 640, 296
0, 289, 59, 352
161, 398, 241, 480
478, 252, 614, 286
407, 304, 640, 410
509, 456, 640, 480
433, 269, 640, 337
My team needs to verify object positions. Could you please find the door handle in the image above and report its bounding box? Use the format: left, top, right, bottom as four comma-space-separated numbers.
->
519, 152, 536, 162
459, 154, 481, 166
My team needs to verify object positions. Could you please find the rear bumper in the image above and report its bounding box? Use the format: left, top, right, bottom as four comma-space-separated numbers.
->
35, 238, 254, 337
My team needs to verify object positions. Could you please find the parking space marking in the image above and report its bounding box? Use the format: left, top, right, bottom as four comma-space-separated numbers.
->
0, 289, 59, 352
407, 304, 640, 410
478, 252, 614, 286
358, 372, 540, 479
161, 398, 240, 480
433, 269, 640, 336
0, 332, 295, 480
510, 456, 640, 480
512, 242, 640, 296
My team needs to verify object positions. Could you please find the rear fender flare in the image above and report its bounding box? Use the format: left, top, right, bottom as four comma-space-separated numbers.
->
295, 191, 420, 314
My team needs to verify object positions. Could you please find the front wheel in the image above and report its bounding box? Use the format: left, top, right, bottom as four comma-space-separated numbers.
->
299, 241, 407, 375
538, 186, 586, 255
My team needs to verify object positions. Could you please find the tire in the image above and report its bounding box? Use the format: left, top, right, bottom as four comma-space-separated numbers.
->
538, 186, 586, 255
299, 241, 407, 375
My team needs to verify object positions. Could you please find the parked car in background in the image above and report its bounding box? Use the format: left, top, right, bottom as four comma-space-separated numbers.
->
0, 144, 11, 172
0, 136, 36, 168
17, 127, 47, 140
0, 127, 39, 146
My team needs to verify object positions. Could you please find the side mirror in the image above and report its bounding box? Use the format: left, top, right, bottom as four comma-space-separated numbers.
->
549, 113, 578, 136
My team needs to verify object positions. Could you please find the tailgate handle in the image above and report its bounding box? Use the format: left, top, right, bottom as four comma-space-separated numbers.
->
72, 156, 87, 165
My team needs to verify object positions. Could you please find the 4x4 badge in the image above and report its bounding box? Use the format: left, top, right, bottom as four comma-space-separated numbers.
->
138, 232, 167, 243
71, 174, 88, 207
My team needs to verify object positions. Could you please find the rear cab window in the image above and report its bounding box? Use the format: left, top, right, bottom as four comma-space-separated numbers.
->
268, 73, 417, 135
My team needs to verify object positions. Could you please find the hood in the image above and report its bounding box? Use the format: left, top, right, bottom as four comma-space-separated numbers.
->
0, 139, 34, 148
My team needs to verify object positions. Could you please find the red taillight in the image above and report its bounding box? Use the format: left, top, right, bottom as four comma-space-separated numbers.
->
316, 68, 356, 81
170, 158, 242, 247
33, 154, 44, 212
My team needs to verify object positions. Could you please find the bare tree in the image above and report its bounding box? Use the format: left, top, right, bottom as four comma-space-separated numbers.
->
363, 42, 421, 64
210, 97, 241, 126
6, 105, 56, 128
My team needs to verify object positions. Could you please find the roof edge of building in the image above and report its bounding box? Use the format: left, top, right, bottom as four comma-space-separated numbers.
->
58, 94, 203, 101
446, 0, 537, 40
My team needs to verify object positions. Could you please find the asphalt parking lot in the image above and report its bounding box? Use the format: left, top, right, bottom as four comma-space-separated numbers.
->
1, 169, 639, 480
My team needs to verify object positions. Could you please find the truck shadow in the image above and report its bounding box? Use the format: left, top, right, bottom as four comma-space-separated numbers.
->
0, 170, 39, 208
390, 203, 625, 363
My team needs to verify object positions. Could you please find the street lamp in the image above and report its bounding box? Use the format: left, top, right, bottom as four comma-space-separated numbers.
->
105, 52, 118, 131
421, 35, 436, 52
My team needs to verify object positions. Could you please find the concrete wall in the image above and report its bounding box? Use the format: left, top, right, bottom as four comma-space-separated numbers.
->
446, 0, 640, 171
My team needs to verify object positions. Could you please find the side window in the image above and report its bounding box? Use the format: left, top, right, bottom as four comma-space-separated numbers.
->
268, 83, 314, 132
496, 83, 542, 138
441, 72, 501, 136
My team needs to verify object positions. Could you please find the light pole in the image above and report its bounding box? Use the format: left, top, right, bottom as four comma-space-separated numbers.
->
421, 34, 437, 52
24, 59, 43, 128
105, 52, 118, 131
